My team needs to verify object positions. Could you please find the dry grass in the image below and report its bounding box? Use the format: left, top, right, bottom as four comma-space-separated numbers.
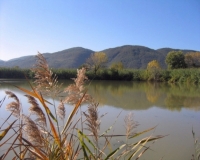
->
124, 112, 139, 140
26, 95, 47, 126
5, 91, 21, 117
84, 102, 100, 143
31, 52, 61, 97
64, 67, 91, 105
57, 100, 65, 120
0, 53, 164, 160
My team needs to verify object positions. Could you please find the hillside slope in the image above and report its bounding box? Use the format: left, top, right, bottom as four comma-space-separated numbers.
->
0, 47, 94, 69
103, 45, 166, 69
0, 45, 198, 69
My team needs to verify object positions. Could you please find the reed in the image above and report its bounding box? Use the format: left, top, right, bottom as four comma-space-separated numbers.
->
191, 128, 200, 160
0, 53, 164, 160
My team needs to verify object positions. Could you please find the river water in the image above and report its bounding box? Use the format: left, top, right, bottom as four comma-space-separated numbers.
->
0, 79, 200, 160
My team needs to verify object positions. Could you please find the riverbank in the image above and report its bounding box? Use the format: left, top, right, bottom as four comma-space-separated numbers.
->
1, 67, 200, 84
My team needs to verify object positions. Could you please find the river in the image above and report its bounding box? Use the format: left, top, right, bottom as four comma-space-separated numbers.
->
0, 79, 200, 160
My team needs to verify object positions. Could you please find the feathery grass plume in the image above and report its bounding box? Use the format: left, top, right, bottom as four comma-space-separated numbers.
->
22, 114, 43, 146
57, 100, 65, 120
64, 68, 91, 105
25, 95, 47, 126
84, 102, 100, 143
5, 91, 20, 104
5, 91, 20, 117
124, 112, 139, 139
31, 52, 61, 97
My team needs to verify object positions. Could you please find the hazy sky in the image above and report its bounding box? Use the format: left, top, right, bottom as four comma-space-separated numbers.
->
0, 0, 200, 61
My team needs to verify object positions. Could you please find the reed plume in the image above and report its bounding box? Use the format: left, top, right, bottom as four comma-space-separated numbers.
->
124, 112, 139, 139
5, 91, 19, 103
84, 102, 100, 143
57, 100, 65, 120
64, 68, 91, 105
25, 95, 46, 126
5, 91, 21, 117
22, 114, 43, 146
31, 52, 61, 97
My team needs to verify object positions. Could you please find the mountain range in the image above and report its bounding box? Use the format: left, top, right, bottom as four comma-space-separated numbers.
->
0, 45, 197, 69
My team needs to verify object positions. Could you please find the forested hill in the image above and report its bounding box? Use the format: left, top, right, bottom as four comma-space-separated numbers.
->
0, 45, 197, 69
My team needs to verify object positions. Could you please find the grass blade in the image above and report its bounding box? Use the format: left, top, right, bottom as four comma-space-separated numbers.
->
48, 114, 61, 147
22, 137, 48, 160
129, 126, 156, 139
133, 135, 165, 145
128, 136, 151, 160
62, 92, 86, 134
105, 144, 126, 160
0, 96, 6, 108
78, 130, 95, 159
15, 85, 57, 122
0, 120, 17, 141
77, 130, 96, 149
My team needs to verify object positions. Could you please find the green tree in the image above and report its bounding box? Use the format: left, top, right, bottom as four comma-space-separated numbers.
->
147, 60, 161, 80
86, 52, 107, 75
165, 51, 186, 69
110, 61, 124, 71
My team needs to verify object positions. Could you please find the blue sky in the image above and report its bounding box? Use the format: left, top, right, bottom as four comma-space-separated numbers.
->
0, 0, 200, 61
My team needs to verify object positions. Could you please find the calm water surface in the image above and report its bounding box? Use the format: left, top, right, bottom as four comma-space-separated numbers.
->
0, 79, 200, 160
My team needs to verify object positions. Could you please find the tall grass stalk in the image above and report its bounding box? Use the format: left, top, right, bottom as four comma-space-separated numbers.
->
0, 53, 164, 160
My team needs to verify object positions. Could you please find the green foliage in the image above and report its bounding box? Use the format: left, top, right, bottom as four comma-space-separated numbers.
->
2, 67, 200, 85
52, 68, 77, 79
167, 69, 200, 84
0, 67, 34, 79
165, 51, 187, 69
110, 61, 124, 71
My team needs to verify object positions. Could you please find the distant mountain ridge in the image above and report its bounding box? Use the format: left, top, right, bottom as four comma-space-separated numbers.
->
0, 45, 198, 69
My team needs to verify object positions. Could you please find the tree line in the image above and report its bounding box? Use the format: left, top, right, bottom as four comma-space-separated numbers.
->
1, 51, 200, 84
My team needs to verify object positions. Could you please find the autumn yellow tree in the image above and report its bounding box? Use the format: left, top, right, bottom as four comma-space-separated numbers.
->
185, 52, 200, 68
147, 60, 161, 81
86, 52, 107, 75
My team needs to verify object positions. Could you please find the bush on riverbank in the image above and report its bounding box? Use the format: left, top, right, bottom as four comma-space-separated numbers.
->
0, 67, 34, 79
1, 67, 200, 84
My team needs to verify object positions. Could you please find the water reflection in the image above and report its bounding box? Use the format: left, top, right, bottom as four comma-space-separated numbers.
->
86, 81, 200, 111
1, 79, 200, 160
1, 80, 200, 111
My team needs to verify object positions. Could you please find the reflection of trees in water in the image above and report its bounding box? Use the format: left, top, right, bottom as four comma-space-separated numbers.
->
165, 83, 200, 97
88, 81, 164, 110
145, 82, 161, 103
1, 80, 200, 111
165, 95, 183, 111
165, 95, 200, 111
88, 81, 200, 111
163, 83, 200, 111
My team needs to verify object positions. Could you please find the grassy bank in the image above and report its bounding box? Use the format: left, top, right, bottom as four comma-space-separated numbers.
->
1, 67, 200, 84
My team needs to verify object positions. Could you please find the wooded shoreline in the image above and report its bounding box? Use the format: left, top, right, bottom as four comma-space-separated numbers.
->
1, 67, 200, 84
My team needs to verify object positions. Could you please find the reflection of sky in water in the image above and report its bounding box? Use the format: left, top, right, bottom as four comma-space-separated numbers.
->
99, 105, 200, 160
0, 80, 200, 160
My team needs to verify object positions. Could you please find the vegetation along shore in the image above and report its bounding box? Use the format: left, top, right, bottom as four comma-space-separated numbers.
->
0, 53, 166, 159
0, 51, 200, 84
